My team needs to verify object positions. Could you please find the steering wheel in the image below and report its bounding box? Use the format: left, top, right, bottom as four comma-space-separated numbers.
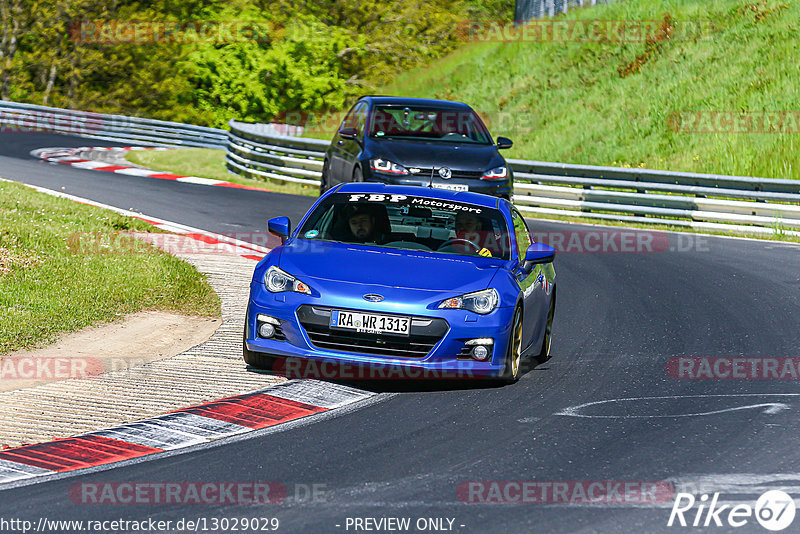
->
437, 238, 481, 253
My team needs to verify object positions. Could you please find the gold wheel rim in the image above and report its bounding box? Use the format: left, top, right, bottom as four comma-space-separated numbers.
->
511, 312, 522, 378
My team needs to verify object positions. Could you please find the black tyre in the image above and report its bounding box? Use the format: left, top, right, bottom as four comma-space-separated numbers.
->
352, 165, 363, 182
243, 323, 276, 370
535, 289, 556, 364
500, 307, 523, 384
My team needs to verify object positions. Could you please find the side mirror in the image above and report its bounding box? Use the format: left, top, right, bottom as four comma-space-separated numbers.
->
497, 137, 514, 150
268, 216, 291, 244
338, 127, 358, 140
496, 136, 513, 150
524, 242, 555, 265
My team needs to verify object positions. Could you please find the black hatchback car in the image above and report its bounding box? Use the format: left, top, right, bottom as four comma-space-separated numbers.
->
321, 96, 514, 199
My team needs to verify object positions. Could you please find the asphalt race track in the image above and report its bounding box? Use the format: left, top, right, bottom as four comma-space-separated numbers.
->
2, 132, 800, 533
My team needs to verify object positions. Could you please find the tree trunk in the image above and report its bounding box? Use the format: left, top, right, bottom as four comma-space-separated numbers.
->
0, 19, 19, 100
42, 62, 57, 105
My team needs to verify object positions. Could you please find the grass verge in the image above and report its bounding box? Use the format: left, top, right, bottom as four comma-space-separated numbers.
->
380, 0, 800, 180
125, 148, 320, 197
0, 180, 221, 354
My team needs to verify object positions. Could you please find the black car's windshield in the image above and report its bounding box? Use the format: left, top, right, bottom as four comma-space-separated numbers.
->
368, 105, 492, 144
298, 193, 511, 260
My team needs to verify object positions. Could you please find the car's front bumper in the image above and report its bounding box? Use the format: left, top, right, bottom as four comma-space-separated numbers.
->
245, 282, 514, 379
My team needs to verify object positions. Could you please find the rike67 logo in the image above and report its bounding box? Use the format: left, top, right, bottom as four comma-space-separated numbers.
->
668, 491, 796, 531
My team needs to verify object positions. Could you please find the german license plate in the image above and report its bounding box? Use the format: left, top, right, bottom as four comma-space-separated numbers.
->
330, 310, 411, 336
432, 183, 468, 192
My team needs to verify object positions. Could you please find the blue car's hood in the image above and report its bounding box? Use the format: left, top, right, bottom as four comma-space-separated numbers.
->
279, 240, 500, 292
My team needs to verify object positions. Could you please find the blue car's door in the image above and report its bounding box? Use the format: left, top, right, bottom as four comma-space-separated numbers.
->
511, 208, 548, 352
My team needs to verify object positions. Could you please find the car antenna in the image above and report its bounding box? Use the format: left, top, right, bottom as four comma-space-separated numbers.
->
429, 167, 435, 189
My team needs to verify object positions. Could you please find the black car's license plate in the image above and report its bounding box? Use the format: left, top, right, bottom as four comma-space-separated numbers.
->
330, 310, 411, 336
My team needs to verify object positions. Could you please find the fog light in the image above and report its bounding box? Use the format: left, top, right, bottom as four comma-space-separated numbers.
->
258, 322, 276, 339
472, 345, 489, 361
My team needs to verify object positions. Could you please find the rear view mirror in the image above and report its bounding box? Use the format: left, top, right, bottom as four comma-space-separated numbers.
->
525, 243, 555, 265
338, 127, 358, 140
496, 136, 513, 149
268, 216, 291, 243
407, 207, 432, 218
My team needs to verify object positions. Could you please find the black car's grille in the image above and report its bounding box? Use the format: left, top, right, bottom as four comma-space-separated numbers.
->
413, 168, 484, 180
297, 305, 448, 359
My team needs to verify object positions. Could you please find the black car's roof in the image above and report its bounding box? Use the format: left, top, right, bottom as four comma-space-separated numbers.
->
359, 96, 472, 110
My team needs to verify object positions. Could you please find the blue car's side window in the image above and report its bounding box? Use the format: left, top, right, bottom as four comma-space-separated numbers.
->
511, 208, 532, 259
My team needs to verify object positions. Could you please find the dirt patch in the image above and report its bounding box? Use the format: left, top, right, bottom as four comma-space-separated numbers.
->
0, 247, 38, 274
0, 311, 220, 392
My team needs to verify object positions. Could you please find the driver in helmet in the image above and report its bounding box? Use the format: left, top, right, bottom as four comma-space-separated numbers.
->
454, 212, 498, 257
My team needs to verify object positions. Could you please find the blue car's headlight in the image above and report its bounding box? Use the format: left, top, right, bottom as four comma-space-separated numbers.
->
438, 288, 499, 314
265, 266, 311, 295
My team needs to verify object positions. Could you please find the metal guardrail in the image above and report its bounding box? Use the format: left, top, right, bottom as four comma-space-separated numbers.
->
0, 100, 228, 148
226, 120, 326, 186
226, 120, 800, 233
510, 160, 800, 231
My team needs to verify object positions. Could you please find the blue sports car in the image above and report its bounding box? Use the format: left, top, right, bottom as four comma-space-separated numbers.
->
243, 184, 556, 383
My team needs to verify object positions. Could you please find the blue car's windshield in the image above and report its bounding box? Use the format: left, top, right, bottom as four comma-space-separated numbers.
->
368, 106, 492, 144
298, 193, 511, 260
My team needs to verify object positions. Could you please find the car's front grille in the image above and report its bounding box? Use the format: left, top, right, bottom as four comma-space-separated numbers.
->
297, 305, 448, 359
412, 168, 484, 180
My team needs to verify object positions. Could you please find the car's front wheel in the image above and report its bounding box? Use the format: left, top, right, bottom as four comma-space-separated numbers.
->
352, 165, 363, 183
500, 307, 523, 384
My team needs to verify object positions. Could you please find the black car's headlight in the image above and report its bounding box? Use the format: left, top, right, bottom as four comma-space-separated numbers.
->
481, 166, 508, 181
370, 158, 409, 175
264, 266, 311, 295
438, 289, 499, 314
